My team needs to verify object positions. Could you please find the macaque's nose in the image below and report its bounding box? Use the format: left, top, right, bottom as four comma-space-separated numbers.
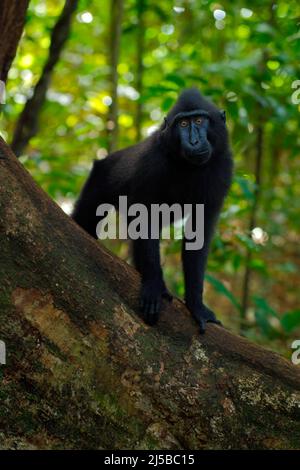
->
190, 124, 199, 146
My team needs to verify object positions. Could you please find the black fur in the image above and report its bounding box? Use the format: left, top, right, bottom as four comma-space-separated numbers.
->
72, 88, 233, 332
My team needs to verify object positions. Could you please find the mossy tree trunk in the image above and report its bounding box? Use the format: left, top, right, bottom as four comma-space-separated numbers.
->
1, 1, 300, 450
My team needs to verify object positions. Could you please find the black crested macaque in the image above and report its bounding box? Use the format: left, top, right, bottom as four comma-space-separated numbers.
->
72, 88, 233, 333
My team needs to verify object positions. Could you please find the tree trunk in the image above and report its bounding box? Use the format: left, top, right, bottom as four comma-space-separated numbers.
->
11, 0, 79, 157
0, 139, 300, 450
240, 125, 264, 322
107, 0, 124, 153
0, 0, 30, 83
135, 0, 146, 143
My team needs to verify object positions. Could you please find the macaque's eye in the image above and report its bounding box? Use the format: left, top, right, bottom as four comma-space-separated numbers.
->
180, 119, 189, 127
194, 117, 202, 125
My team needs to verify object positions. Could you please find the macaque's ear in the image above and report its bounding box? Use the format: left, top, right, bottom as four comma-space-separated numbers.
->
164, 117, 170, 128
220, 110, 226, 123
161, 117, 169, 134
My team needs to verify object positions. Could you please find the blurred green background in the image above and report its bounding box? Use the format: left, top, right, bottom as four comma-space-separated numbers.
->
2, 0, 300, 355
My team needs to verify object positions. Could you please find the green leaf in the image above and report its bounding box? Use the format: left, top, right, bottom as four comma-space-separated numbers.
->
255, 310, 277, 338
253, 297, 279, 338
249, 258, 267, 273
235, 176, 255, 201
253, 296, 279, 318
164, 73, 186, 88
281, 310, 300, 333
205, 274, 241, 313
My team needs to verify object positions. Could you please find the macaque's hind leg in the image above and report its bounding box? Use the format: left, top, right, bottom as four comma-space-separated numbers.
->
133, 238, 172, 326
182, 208, 222, 334
72, 161, 106, 239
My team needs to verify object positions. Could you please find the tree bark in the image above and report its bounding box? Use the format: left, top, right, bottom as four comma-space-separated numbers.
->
107, 0, 124, 153
135, 0, 146, 143
0, 139, 300, 450
11, 0, 79, 157
240, 125, 264, 322
0, 0, 30, 83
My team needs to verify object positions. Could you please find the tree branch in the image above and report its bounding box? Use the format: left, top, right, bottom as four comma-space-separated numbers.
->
0, 0, 29, 83
11, 0, 79, 157
107, 0, 124, 153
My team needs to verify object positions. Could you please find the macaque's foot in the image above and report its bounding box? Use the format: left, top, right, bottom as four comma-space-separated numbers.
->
189, 304, 222, 334
140, 279, 172, 325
